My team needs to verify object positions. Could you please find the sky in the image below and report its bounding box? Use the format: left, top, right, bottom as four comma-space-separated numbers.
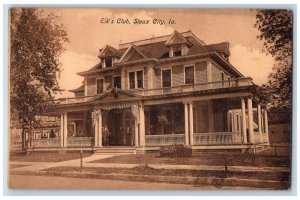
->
51, 8, 275, 98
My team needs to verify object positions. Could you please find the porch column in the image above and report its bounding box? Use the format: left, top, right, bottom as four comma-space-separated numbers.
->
98, 111, 103, 147
184, 102, 189, 145
63, 113, 68, 147
94, 117, 98, 147
189, 102, 194, 145
247, 98, 254, 143
257, 104, 263, 143
60, 113, 64, 147
132, 105, 139, 147
241, 98, 247, 143
139, 105, 145, 147
264, 110, 269, 143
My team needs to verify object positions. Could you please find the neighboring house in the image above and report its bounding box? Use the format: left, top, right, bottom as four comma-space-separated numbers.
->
23, 30, 270, 153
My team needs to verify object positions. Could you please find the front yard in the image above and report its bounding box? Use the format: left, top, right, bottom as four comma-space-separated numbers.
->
10, 152, 92, 162
89, 153, 290, 168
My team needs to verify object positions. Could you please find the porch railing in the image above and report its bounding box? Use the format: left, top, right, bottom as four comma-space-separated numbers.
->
52, 77, 253, 104
145, 134, 185, 146
135, 77, 253, 96
67, 137, 95, 147
32, 138, 61, 148
193, 132, 242, 145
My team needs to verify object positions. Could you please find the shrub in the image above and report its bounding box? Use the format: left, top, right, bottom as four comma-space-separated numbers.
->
159, 144, 192, 157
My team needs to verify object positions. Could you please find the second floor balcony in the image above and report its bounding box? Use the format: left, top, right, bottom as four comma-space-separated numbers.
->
53, 77, 254, 105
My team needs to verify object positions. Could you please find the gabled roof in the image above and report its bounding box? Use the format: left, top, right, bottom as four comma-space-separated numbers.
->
69, 85, 84, 93
98, 45, 123, 58
119, 44, 152, 62
165, 30, 189, 46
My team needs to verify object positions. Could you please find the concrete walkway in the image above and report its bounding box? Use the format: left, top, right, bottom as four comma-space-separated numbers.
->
10, 154, 290, 173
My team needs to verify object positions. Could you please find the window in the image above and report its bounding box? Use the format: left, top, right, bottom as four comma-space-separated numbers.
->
113, 76, 121, 89
137, 71, 143, 88
185, 66, 194, 84
129, 70, 143, 89
162, 69, 171, 87
96, 79, 104, 94
129, 72, 135, 89
173, 45, 182, 57
105, 57, 112, 68
221, 72, 225, 87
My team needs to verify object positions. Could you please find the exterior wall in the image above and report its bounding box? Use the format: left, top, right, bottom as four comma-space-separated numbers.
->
87, 77, 96, 96
195, 61, 207, 84
172, 64, 184, 86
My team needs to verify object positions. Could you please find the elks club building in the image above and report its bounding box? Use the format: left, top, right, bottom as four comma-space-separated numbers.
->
23, 30, 270, 153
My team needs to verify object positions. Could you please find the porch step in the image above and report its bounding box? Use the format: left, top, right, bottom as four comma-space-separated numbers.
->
94, 147, 137, 155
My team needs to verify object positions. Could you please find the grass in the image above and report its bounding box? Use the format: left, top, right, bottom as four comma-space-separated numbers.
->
42, 165, 290, 181
10, 152, 92, 162
90, 153, 291, 168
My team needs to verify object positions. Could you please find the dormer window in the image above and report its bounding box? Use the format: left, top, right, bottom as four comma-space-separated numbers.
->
105, 57, 112, 68
173, 45, 182, 57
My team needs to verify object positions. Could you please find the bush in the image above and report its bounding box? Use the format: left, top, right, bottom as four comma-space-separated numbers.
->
159, 144, 192, 157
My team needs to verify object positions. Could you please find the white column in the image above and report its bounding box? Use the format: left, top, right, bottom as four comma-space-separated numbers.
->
94, 118, 98, 147
247, 98, 254, 143
63, 113, 68, 147
60, 113, 64, 147
184, 102, 189, 145
264, 110, 269, 143
189, 102, 194, 145
258, 104, 262, 143
241, 98, 247, 143
139, 105, 145, 147
98, 111, 102, 147
135, 118, 139, 147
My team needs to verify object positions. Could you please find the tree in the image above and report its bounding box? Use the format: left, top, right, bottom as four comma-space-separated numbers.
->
254, 9, 292, 112
10, 8, 69, 144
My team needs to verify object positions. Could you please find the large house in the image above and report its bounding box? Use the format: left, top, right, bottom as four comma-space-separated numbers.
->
23, 30, 270, 153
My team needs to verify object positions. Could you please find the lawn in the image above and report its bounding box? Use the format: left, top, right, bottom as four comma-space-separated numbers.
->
43, 165, 290, 182
10, 152, 92, 162
90, 153, 291, 168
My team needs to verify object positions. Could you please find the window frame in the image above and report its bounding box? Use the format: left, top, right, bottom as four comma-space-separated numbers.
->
173, 45, 182, 57
128, 69, 144, 89
184, 65, 195, 85
161, 68, 172, 88
113, 75, 122, 89
96, 78, 104, 94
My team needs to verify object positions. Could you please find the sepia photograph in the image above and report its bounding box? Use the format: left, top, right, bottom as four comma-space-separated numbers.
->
8, 7, 293, 191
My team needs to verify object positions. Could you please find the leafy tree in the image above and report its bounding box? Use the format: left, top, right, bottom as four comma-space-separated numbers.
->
254, 9, 292, 112
10, 8, 69, 145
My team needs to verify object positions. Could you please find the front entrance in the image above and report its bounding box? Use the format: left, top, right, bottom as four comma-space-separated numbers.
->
103, 109, 135, 146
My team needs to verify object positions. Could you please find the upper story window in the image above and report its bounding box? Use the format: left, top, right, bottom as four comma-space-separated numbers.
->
185, 66, 194, 84
105, 57, 112, 68
221, 72, 225, 87
96, 79, 104, 94
113, 76, 121, 89
173, 45, 182, 57
129, 70, 143, 89
162, 69, 172, 87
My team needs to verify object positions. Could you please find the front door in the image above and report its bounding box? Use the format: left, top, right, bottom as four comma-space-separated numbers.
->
105, 109, 135, 146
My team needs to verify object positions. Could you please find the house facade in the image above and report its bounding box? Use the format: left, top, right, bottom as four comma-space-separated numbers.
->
23, 30, 270, 153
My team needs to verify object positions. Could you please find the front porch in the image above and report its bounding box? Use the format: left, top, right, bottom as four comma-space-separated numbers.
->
26, 93, 269, 153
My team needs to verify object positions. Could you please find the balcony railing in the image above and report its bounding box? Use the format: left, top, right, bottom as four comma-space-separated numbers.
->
193, 132, 243, 145
137, 77, 253, 96
53, 77, 253, 105
145, 134, 185, 146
